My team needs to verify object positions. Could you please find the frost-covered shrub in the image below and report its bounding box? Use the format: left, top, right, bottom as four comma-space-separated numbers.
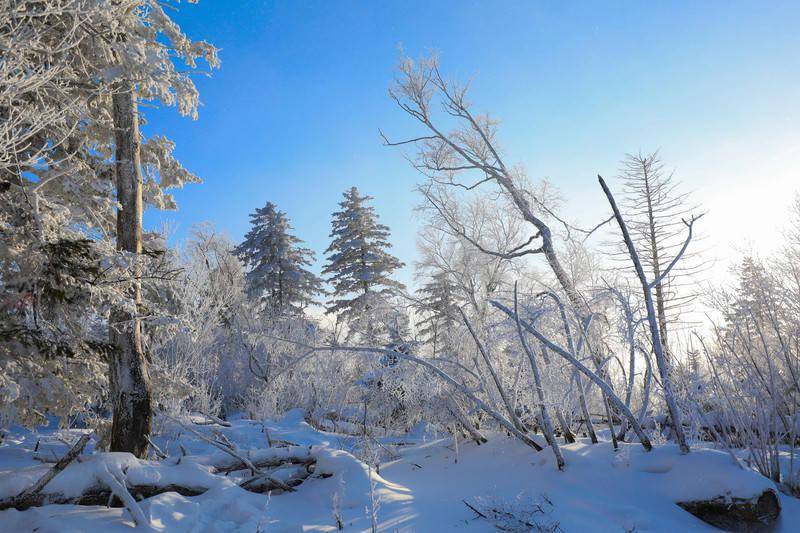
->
467, 492, 561, 532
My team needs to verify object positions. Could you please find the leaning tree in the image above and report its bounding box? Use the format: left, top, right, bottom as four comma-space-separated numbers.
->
383, 55, 701, 455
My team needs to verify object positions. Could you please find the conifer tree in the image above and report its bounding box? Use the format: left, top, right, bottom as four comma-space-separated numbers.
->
235, 202, 321, 316
323, 187, 405, 340
414, 271, 460, 356
0, 0, 218, 455
611, 151, 706, 352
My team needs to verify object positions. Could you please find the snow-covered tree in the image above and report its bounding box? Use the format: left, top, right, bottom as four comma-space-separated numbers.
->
235, 202, 322, 317
323, 187, 405, 342
0, 0, 218, 455
609, 152, 707, 351
414, 271, 460, 356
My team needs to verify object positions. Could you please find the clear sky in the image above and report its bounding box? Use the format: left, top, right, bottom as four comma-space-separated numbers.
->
144, 0, 800, 289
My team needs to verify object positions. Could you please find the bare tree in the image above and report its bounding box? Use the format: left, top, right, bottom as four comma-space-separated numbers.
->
598, 175, 701, 454
387, 57, 664, 452
610, 152, 707, 353
384, 56, 601, 318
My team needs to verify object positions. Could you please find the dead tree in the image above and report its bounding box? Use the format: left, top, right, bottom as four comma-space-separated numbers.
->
598, 175, 701, 454
610, 152, 706, 354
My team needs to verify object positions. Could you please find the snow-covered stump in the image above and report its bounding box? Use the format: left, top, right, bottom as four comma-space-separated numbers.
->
677, 489, 781, 532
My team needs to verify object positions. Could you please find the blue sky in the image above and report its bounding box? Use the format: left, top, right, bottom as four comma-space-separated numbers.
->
144, 1, 800, 288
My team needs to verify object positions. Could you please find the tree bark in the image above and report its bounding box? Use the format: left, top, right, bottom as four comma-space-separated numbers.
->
109, 85, 152, 458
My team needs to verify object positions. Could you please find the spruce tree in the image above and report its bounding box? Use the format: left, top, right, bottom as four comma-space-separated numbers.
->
235, 202, 321, 316
323, 187, 405, 340
414, 271, 460, 356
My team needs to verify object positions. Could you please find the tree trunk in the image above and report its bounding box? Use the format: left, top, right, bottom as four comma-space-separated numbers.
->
643, 174, 670, 357
599, 175, 688, 453
109, 85, 152, 458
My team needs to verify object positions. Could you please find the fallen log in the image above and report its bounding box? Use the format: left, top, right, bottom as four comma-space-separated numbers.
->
207, 446, 314, 474
2, 482, 213, 511
0, 446, 318, 512
2, 469, 316, 512
677, 489, 781, 532
0, 434, 91, 511
0, 465, 317, 511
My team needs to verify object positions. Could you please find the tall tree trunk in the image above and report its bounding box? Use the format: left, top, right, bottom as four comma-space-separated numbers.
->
109, 84, 152, 458
599, 175, 688, 454
643, 174, 670, 356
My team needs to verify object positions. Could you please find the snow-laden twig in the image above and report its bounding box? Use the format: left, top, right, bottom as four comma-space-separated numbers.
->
161, 413, 295, 492
96, 464, 152, 530
491, 300, 652, 451
145, 436, 167, 460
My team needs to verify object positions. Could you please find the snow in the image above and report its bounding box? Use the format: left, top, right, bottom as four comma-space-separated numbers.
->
1, 413, 799, 532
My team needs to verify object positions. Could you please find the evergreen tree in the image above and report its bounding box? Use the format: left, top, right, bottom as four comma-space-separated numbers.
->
323, 187, 405, 340
0, 0, 218, 451
414, 271, 460, 356
235, 202, 321, 316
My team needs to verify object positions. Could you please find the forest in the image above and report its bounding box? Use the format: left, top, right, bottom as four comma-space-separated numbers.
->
1, 1, 799, 531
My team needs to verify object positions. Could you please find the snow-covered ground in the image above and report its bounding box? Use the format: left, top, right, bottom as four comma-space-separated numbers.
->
1, 411, 798, 532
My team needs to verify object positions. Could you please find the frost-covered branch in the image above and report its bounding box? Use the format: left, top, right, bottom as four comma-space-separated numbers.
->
598, 175, 689, 454
460, 308, 527, 433
490, 300, 653, 451
514, 283, 565, 470
261, 335, 545, 452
